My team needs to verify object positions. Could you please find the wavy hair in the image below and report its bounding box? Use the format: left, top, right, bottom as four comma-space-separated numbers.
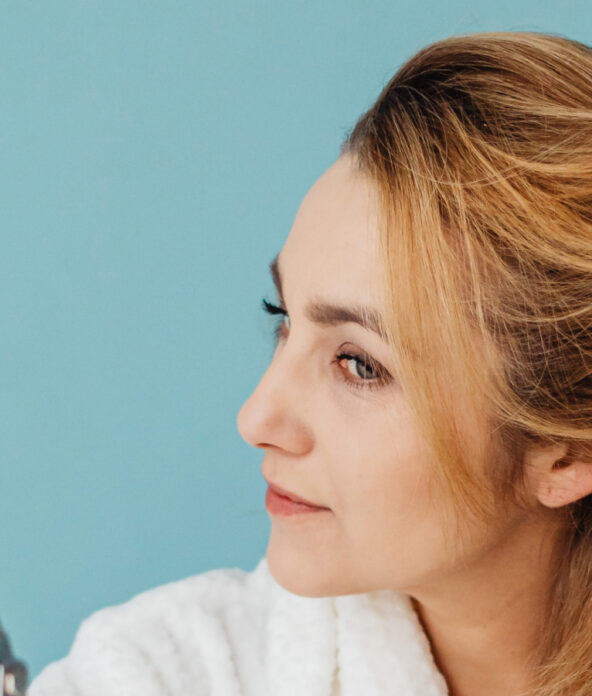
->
342, 32, 592, 695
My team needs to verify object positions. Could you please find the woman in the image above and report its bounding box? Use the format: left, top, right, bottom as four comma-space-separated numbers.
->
29, 31, 592, 696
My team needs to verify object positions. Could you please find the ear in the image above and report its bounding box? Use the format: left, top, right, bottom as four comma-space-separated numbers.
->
525, 441, 592, 508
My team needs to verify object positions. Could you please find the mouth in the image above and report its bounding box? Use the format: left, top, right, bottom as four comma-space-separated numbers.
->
265, 486, 331, 517
263, 477, 330, 510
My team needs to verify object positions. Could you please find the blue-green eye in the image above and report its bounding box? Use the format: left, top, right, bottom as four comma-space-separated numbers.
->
331, 351, 389, 391
261, 297, 392, 392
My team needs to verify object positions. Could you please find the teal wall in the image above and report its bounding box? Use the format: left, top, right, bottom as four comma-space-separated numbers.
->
1, 0, 590, 680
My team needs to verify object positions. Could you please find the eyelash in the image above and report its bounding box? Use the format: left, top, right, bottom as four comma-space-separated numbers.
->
261, 298, 390, 392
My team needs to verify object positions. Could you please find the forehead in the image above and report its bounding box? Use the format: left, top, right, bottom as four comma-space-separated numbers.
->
280, 155, 381, 303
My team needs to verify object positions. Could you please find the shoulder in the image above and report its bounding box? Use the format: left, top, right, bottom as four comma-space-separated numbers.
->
29, 557, 277, 696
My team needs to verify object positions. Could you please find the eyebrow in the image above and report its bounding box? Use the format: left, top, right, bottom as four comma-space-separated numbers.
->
268, 253, 389, 341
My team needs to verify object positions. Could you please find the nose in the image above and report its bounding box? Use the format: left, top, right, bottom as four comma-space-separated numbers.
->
236, 347, 313, 455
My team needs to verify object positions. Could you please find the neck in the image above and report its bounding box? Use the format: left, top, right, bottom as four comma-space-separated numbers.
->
408, 516, 561, 696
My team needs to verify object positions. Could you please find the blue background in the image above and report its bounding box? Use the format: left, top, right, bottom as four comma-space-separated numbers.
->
1, 0, 590, 680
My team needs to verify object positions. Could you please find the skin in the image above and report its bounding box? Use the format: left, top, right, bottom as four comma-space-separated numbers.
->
235, 153, 574, 696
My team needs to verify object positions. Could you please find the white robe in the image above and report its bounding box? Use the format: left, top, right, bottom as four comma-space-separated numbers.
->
28, 556, 449, 695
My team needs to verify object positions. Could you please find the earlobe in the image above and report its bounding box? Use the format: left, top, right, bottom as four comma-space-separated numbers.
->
526, 441, 592, 509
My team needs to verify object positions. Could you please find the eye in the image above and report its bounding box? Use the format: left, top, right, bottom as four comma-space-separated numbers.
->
332, 350, 390, 391
261, 298, 290, 343
261, 298, 392, 392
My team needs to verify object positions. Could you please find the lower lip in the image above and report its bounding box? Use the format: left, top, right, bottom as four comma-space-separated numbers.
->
265, 486, 329, 517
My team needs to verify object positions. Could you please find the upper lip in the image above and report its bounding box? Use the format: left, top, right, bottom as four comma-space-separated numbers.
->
264, 477, 329, 509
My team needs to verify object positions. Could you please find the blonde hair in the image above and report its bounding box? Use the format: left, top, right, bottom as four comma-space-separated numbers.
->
342, 32, 592, 695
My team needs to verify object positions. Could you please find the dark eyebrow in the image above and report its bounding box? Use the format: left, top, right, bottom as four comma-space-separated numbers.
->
268, 253, 389, 341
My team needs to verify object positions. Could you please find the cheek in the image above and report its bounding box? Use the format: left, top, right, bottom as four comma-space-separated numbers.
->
341, 442, 435, 541
336, 407, 435, 520
335, 421, 453, 590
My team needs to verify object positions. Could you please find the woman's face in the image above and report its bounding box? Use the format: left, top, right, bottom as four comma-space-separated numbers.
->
237, 153, 525, 598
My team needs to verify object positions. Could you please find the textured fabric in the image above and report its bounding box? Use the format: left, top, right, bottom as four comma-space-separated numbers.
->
29, 556, 449, 696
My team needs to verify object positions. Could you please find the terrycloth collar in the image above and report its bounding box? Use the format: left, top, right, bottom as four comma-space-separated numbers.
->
259, 558, 449, 696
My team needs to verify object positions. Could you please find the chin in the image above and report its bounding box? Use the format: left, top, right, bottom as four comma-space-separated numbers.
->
265, 536, 353, 598
267, 558, 337, 597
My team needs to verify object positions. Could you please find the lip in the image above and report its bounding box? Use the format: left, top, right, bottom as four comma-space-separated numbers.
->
263, 477, 329, 509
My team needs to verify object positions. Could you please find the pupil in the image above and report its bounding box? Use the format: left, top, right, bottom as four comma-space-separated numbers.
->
357, 359, 373, 379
